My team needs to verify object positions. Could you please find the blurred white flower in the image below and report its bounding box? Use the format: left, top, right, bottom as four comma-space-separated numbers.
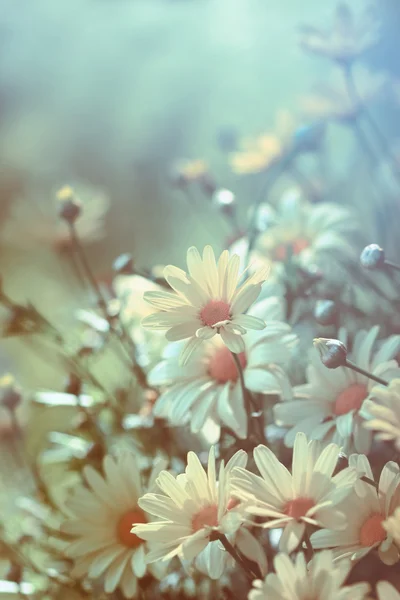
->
311, 454, 400, 565
231, 432, 356, 553
142, 246, 268, 364
248, 550, 369, 600
274, 326, 400, 454
384, 506, 400, 549
133, 447, 267, 580
148, 297, 296, 438
61, 453, 166, 598
2, 182, 110, 252
362, 379, 400, 450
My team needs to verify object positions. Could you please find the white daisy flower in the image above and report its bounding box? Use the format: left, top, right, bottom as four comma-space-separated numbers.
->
311, 454, 400, 565
248, 551, 370, 600
148, 297, 297, 439
362, 379, 400, 451
231, 432, 356, 553
274, 326, 400, 455
133, 447, 267, 580
141, 245, 269, 365
61, 453, 166, 598
377, 582, 400, 600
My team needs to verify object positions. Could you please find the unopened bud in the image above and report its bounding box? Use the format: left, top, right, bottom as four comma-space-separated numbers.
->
113, 253, 134, 275
212, 188, 235, 216
313, 337, 347, 369
57, 185, 81, 224
314, 300, 337, 326
360, 244, 385, 270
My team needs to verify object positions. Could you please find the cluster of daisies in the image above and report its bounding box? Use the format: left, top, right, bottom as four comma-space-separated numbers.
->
58, 243, 400, 599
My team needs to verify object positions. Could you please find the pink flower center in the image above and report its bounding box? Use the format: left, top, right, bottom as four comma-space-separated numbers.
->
191, 504, 219, 533
359, 513, 386, 547
273, 238, 309, 261
200, 300, 231, 327
284, 497, 315, 520
116, 508, 147, 548
334, 383, 367, 416
208, 347, 247, 383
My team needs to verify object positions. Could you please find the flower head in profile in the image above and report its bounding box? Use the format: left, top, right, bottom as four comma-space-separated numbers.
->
133, 447, 267, 580
274, 327, 400, 454
148, 297, 297, 439
301, 66, 387, 124
362, 379, 400, 451
229, 110, 295, 175
311, 454, 400, 565
142, 246, 268, 365
249, 550, 369, 600
61, 453, 166, 598
299, 2, 379, 65
231, 432, 356, 554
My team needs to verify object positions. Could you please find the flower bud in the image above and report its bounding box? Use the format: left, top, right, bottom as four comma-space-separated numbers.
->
212, 188, 235, 216
360, 244, 385, 270
313, 337, 347, 369
314, 299, 337, 326
57, 185, 81, 224
113, 253, 134, 275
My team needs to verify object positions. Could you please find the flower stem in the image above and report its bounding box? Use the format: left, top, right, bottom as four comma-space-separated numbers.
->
215, 533, 258, 580
384, 259, 400, 273
231, 352, 264, 442
68, 223, 150, 389
361, 475, 379, 490
345, 64, 400, 186
344, 359, 389, 386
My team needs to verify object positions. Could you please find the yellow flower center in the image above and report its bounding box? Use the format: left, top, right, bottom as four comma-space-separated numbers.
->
334, 383, 367, 416
200, 300, 231, 327
191, 504, 219, 533
208, 347, 247, 383
284, 497, 315, 520
359, 513, 386, 547
116, 508, 147, 548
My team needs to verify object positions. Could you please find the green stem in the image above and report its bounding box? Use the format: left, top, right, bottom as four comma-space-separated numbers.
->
345, 359, 389, 386
215, 533, 258, 580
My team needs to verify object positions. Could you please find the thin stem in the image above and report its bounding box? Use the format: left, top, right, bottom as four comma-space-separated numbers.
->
289, 164, 319, 201
345, 359, 389, 386
231, 352, 265, 443
384, 259, 400, 273
68, 223, 150, 389
215, 533, 258, 580
361, 475, 379, 490
245, 152, 295, 268
345, 64, 400, 186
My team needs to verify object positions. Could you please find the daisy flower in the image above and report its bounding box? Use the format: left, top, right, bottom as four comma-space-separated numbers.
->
133, 447, 267, 580
274, 326, 400, 454
142, 246, 269, 365
233, 189, 359, 277
229, 111, 295, 175
311, 454, 400, 565
376, 582, 400, 600
299, 3, 379, 64
60, 452, 167, 598
248, 551, 369, 600
362, 379, 400, 451
301, 66, 387, 124
231, 432, 356, 553
148, 297, 297, 438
